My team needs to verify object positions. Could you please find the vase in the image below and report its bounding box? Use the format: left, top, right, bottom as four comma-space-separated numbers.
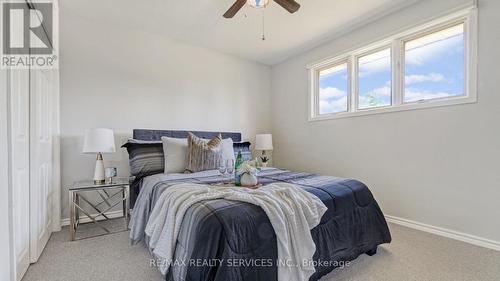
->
261, 162, 268, 168
241, 173, 258, 187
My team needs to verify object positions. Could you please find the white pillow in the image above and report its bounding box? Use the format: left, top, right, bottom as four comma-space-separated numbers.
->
162, 137, 188, 174
162, 136, 235, 174
221, 138, 235, 163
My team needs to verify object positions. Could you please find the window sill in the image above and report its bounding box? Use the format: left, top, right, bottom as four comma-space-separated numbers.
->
309, 95, 477, 122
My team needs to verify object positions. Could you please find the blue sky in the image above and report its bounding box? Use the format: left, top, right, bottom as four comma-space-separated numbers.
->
319, 65, 348, 114
358, 48, 392, 109
319, 24, 464, 114
405, 32, 464, 102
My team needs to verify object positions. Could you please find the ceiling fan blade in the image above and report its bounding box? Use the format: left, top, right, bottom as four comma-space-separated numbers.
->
223, 0, 247, 18
273, 0, 300, 13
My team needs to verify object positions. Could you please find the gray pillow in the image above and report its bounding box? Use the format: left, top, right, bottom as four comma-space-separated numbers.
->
121, 139, 164, 178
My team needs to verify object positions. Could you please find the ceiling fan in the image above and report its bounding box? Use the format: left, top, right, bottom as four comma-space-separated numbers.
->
223, 0, 300, 18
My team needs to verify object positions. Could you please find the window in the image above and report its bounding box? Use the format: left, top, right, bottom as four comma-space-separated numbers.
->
357, 48, 392, 109
318, 62, 348, 114
308, 8, 476, 121
404, 24, 465, 103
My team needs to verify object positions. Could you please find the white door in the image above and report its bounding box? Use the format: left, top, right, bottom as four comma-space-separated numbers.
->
29, 69, 55, 262
9, 69, 31, 280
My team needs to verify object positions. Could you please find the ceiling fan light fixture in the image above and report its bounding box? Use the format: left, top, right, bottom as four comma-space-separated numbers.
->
247, 0, 269, 9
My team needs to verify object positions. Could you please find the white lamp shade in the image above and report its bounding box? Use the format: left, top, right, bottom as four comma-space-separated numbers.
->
255, 134, 273, 151
82, 128, 116, 154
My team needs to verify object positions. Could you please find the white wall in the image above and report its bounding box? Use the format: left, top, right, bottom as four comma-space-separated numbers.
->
59, 2, 272, 219
271, 0, 500, 243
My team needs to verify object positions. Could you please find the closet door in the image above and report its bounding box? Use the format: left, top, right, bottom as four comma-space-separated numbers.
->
29, 69, 54, 262
9, 69, 31, 280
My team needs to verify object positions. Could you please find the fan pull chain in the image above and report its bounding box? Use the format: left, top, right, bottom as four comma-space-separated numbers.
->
261, 9, 266, 41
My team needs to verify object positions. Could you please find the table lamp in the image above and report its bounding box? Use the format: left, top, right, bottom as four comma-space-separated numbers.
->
83, 128, 116, 184
255, 134, 273, 167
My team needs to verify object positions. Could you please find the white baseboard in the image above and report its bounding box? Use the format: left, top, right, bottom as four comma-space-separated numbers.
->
385, 215, 500, 251
60, 210, 125, 226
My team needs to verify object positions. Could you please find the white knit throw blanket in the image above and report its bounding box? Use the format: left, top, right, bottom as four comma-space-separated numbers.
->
144, 182, 327, 281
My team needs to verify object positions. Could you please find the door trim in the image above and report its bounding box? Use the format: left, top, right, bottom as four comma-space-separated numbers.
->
1, 67, 14, 281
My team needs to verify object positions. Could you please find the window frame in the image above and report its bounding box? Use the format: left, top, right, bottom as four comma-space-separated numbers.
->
308, 7, 477, 122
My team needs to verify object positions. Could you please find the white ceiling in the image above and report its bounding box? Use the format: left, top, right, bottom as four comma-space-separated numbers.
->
64, 0, 416, 65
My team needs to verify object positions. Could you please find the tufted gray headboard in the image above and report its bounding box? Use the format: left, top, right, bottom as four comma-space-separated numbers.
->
133, 129, 241, 142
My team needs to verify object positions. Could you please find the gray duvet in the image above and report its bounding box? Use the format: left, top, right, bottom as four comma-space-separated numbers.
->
129, 168, 391, 281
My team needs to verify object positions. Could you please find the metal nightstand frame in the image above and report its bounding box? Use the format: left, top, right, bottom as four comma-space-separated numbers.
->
69, 179, 130, 241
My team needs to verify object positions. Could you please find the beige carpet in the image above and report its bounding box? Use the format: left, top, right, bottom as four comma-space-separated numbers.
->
23, 221, 500, 281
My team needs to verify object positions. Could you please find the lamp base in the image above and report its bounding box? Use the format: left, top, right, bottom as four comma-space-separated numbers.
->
93, 153, 106, 185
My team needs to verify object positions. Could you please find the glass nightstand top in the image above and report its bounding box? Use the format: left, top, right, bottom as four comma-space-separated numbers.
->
70, 178, 130, 190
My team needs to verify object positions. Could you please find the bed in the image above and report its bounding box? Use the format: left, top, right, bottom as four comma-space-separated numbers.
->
127, 129, 392, 281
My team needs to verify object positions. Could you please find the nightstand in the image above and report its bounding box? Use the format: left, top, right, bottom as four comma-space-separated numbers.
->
69, 178, 130, 241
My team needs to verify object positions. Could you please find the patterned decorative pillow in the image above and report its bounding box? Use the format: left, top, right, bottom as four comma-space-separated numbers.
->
186, 133, 224, 173
121, 139, 164, 178
233, 141, 252, 161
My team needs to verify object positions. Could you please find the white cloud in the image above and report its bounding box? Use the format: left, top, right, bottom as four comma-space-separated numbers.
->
358, 96, 373, 108
405, 73, 445, 85
319, 87, 348, 113
371, 86, 391, 97
319, 87, 346, 99
404, 89, 456, 102
405, 34, 462, 66
358, 48, 391, 77
319, 96, 347, 114
358, 86, 391, 108
358, 59, 391, 77
360, 85, 391, 99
